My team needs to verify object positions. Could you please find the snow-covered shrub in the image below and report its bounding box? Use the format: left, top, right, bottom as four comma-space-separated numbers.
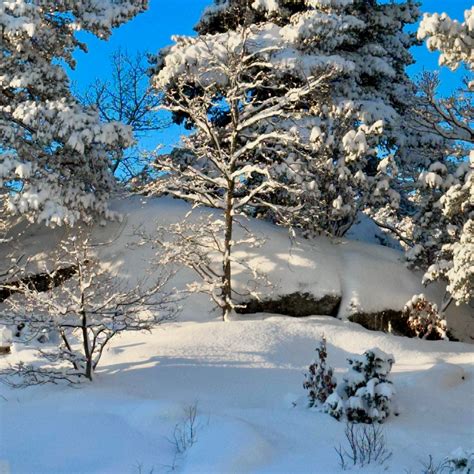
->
303, 336, 336, 407
403, 294, 448, 340
421, 448, 474, 474
407, 155, 473, 309
446, 448, 474, 474
325, 348, 395, 424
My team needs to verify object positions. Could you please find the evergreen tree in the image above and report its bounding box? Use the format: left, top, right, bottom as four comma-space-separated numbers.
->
325, 348, 396, 423
303, 336, 337, 407
407, 7, 473, 307
184, 0, 433, 237
0, 0, 148, 227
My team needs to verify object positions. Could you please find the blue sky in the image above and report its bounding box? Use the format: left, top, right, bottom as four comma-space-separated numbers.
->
70, 0, 473, 151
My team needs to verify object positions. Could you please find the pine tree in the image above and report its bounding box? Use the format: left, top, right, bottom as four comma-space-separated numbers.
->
0, 1, 148, 227
187, 0, 432, 237
407, 7, 474, 307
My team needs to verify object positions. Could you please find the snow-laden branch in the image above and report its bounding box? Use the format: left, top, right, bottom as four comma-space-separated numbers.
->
0, 233, 177, 385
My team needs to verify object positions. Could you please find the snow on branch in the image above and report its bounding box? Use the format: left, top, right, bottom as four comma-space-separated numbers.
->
418, 8, 474, 71
0, 232, 177, 385
0, 0, 147, 227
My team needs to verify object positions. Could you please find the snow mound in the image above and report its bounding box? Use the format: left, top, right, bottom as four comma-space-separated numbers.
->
1, 196, 472, 340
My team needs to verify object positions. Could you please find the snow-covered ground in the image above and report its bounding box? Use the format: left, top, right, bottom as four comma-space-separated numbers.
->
1, 316, 473, 473
0, 197, 473, 473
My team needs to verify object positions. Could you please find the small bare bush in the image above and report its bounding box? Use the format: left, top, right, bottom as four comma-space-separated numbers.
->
171, 403, 200, 455
335, 422, 392, 469
166, 402, 204, 472
420, 455, 449, 474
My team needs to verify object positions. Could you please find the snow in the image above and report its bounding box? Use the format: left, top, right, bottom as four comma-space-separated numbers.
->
0, 196, 473, 472
0, 327, 11, 347
418, 7, 474, 71
1, 316, 472, 473
1, 196, 472, 339
346, 213, 402, 250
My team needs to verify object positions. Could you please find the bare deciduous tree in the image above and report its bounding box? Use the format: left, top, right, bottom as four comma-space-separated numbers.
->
413, 72, 473, 145
154, 214, 268, 319
79, 49, 168, 182
146, 29, 335, 320
0, 233, 177, 386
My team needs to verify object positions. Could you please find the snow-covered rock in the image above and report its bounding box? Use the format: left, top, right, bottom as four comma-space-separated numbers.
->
0, 326, 12, 354
0, 196, 472, 340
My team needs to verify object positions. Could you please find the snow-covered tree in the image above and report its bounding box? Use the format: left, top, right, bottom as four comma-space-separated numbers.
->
0, 234, 175, 385
185, 0, 432, 237
154, 215, 268, 321
407, 8, 474, 307
0, 0, 147, 228
325, 348, 395, 424
410, 154, 473, 307
418, 7, 474, 72
147, 29, 337, 319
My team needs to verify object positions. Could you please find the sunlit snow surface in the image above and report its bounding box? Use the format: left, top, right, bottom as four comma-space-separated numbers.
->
1, 317, 473, 473
0, 197, 472, 473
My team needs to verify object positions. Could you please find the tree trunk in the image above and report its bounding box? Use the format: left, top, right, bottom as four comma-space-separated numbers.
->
80, 309, 93, 381
441, 292, 453, 314
222, 179, 235, 321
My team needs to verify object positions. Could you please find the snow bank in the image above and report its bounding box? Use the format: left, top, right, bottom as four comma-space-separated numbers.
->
0, 196, 472, 340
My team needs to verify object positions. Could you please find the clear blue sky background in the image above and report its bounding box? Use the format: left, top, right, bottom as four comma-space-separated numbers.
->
70, 0, 473, 152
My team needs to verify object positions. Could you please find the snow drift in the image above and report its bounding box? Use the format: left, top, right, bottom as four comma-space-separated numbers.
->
1, 196, 472, 341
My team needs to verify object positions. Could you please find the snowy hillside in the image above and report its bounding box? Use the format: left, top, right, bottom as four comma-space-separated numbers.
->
0, 196, 473, 473
3, 196, 472, 340
1, 316, 473, 473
